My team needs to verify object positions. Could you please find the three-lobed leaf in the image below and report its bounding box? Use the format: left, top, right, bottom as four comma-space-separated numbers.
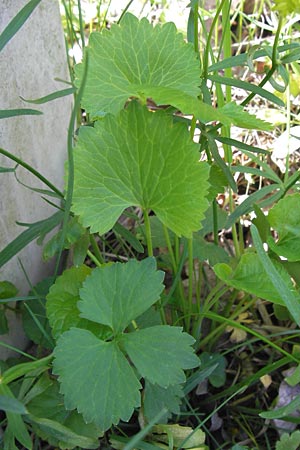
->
72, 101, 210, 237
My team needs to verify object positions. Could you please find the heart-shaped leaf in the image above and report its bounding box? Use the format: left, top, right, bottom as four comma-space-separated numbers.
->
72, 101, 210, 237
78, 258, 164, 334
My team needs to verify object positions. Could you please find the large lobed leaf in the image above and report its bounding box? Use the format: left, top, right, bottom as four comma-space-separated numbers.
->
78, 258, 164, 334
72, 101, 210, 237
76, 13, 200, 117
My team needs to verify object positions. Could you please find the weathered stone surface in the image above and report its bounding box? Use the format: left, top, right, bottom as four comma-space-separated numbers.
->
0, 0, 72, 358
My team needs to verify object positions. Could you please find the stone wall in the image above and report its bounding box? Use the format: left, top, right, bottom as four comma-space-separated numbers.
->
0, 0, 72, 358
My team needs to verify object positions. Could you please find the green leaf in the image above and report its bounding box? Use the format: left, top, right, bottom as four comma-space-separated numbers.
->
53, 329, 142, 431
22, 277, 54, 348
0, 0, 42, 52
46, 265, 92, 340
121, 325, 199, 387
20, 87, 75, 104
0, 395, 28, 414
73, 101, 210, 237
225, 184, 281, 228
29, 416, 100, 450
192, 235, 229, 266
251, 225, 300, 327
0, 166, 15, 172
206, 164, 228, 201
0, 109, 42, 119
214, 251, 298, 306
0, 211, 64, 268
76, 13, 201, 116
2, 355, 52, 385
143, 382, 183, 423
43, 216, 86, 261
151, 424, 206, 448
0, 281, 18, 299
208, 74, 285, 107
0, 385, 32, 450
199, 353, 227, 387
78, 258, 164, 334
267, 194, 300, 261
275, 431, 300, 450
199, 204, 228, 237
259, 395, 300, 419
219, 102, 272, 131
113, 222, 144, 253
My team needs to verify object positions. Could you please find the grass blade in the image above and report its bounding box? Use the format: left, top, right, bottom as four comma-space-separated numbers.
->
207, 74, 285, 107
0, 211, 63, 268
0, 109, 42, 119
0, 0, 42, 52
214, 135, 269, 154
20, 87, 75, 104
226, 184, 281, 227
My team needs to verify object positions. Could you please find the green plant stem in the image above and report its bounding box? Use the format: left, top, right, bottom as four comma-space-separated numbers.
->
229, 190, 241, 257
77, 0, 85, 50
143, 210, 153, 257
54, 51, 89, 276
90, 234, 104, 264
163, 225, 176, 269
187, 238, 194, 331
212, 199, 218, 245
87, 249, 102, 268
193, 2, 199, 54
202, 0, 226, 78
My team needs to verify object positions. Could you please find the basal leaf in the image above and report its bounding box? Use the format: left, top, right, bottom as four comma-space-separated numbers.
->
73, 101, 210, 237
78, 258, 164, 334
267, 194, 300, 261
214, 251, 299, 306
53, 328, 141, 431
121, 325, 199, 387
76, 13, 200, 116
46, 266, 92, 340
